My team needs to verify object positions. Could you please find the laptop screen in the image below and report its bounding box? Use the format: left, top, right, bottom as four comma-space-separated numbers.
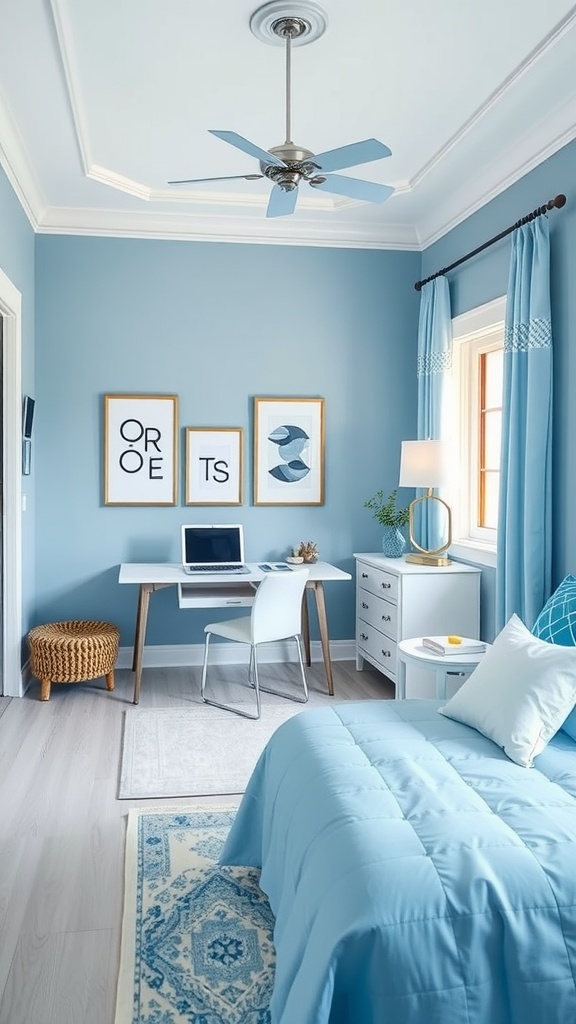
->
181, 524, 245, 567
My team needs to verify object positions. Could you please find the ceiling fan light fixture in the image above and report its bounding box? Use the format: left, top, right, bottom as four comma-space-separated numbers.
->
168, 1, 394, 217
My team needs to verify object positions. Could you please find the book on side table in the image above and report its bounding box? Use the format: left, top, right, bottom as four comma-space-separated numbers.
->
422, 636, 487, 656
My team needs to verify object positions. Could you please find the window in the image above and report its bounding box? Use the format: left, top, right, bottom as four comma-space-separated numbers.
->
449, 297, 505, 565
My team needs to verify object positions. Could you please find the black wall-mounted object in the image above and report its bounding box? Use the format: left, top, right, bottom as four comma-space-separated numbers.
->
22, 395, 35, 438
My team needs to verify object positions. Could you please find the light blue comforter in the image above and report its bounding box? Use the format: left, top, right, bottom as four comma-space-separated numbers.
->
220, 699, 576, 1024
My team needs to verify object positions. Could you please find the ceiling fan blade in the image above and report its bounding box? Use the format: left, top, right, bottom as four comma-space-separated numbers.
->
168, 174, 263, 185
209, 130, 287, 168
312, 174, 394, 204
266, 185, 298, 218
312, 138, 392, 173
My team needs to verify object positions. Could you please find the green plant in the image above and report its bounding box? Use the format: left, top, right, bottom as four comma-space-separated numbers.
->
364, 488, 410, 528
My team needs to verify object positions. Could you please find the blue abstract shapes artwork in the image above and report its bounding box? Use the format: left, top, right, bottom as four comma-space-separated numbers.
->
268, 424, 310, 484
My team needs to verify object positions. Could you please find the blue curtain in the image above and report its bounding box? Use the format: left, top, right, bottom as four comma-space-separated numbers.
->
496, 218, 552, 631
416, 277, 452, 548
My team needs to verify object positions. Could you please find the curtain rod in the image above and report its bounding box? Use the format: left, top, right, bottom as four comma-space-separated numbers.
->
414, 193, 566, 292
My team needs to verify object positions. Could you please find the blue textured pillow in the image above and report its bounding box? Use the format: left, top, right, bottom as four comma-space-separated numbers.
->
532, 574, 576, 646
532, 574, 576, 740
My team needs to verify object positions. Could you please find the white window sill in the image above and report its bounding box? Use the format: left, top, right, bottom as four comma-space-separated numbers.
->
449, 540, 497, 569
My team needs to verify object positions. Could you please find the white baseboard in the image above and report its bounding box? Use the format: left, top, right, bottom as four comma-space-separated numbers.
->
116, 639, 356, 670
17, 641, 356, 696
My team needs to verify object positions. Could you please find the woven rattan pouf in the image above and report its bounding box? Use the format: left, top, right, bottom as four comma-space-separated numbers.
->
27, 620, 120, 701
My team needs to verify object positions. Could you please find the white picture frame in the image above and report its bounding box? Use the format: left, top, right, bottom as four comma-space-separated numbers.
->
104, 394, 178, 506
185, 427, 243, 505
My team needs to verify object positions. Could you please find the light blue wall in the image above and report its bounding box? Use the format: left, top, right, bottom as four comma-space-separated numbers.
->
0, 165, 36, 638
4, 137, 575, 657
34, 236, 421, 646
422, 137, 576, 640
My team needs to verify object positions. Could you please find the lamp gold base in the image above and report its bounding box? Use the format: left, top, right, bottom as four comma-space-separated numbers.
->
405, 552, 452, 566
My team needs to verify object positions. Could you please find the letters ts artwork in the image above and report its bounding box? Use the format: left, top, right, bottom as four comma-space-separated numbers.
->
185, 428, 243, 506
104, 394, 178, 506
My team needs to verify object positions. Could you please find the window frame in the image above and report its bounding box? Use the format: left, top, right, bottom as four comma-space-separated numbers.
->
449, 296, 506, 568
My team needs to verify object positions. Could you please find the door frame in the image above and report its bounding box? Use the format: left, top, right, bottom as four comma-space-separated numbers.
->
0, 266, 22, 697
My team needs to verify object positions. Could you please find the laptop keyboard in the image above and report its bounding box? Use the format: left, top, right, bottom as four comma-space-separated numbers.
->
186, 564, 247, 573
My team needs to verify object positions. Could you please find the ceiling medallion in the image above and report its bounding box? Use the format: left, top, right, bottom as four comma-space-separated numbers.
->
249, 1, 328, 46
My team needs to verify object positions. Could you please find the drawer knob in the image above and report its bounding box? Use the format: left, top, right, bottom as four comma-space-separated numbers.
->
381, 582, 391, 589
361, 572, 369, 578
360, 632, 369, 641
361, 601, 369, 609
382, 614, 391, 622
381, 649, 391, 658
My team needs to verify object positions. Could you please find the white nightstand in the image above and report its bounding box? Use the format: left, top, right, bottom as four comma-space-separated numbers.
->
396, 637, 490, 701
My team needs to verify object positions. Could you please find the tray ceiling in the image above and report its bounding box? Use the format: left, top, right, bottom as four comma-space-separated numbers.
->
0, 0, 575, 248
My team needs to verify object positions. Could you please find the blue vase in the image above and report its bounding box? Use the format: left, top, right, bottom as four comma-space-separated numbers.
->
382, 525, 407, 559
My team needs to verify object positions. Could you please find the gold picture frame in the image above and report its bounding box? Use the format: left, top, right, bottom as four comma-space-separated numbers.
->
185, 427, 243, 506
253, 397, 325, 506
104, 393, 178, 506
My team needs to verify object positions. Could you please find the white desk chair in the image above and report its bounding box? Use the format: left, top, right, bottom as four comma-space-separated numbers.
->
200, 567, 310, 719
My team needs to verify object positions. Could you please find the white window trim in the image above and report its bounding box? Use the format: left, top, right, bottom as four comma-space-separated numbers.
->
448, 296, 506, 568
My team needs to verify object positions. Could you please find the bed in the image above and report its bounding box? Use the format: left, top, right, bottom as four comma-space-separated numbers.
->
220, 697, 576, 1024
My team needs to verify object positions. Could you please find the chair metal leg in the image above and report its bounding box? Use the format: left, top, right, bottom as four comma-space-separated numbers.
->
201, 632, 261, 719
257, 635, 309, 704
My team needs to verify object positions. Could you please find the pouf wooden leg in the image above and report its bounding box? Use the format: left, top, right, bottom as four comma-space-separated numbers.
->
40, 678, 52, 701
105, 670, 115, 692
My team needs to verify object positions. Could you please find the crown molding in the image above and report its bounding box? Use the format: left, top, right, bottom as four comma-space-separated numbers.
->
416, 96, 576, 249
36, 203, 421, 249
0, 85, 44, 229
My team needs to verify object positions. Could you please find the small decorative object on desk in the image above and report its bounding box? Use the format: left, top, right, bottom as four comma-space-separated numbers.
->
422, 636, 486, 656
296, 540, 319, 563
363, 488, 409, 559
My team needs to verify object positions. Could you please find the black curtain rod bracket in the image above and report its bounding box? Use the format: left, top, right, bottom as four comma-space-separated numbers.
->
414, 193, 566, 292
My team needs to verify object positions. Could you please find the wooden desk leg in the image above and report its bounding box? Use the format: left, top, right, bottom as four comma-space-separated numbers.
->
311, 581, 334, 697
133, 584, 153, 705
301, 589, 311, 667
132, 585, 145, 671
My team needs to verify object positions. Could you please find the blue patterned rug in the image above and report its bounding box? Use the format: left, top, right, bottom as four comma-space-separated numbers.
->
115, 807, 275, 1024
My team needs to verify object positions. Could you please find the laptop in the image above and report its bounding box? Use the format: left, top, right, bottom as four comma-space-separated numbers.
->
181, 524, 249, 575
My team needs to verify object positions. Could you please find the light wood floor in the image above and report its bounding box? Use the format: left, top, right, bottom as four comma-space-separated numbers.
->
0, 660, 392, 1024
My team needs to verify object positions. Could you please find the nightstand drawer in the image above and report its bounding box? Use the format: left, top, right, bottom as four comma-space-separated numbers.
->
356, 564, 398, 602
357, 622, 397, 677
358, 588, 397, 640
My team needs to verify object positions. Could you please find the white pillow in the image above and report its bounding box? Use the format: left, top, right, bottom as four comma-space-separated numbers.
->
438, 613, 576, 767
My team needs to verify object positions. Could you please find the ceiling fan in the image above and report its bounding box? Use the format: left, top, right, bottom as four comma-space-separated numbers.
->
168, 2, 394, 218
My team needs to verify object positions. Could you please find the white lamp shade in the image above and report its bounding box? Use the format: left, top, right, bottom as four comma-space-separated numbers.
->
399, 440, 452, 489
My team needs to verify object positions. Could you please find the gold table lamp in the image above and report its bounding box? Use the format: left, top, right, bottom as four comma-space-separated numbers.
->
399, 440, 452, 566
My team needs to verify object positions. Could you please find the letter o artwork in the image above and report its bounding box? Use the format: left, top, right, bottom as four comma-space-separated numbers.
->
119, 419, 145, 473
104, 395, 178, 506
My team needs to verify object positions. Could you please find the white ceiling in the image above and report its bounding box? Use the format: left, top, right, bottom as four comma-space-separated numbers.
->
1, 0, 575, 249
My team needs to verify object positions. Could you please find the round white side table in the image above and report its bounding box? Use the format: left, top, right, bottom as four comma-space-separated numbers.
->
396, 637, 490, 701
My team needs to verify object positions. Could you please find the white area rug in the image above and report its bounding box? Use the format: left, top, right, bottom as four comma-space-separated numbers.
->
119, 691, 350, 799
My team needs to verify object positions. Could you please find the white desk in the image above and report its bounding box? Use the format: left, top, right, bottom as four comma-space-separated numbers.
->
396, 637, 490, 701
118, 561, 351, 703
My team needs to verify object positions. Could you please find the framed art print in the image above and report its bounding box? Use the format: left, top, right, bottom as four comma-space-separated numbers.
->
253, 397, 325, 505
185, 427, 243, 505
104, 394, 178, 506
